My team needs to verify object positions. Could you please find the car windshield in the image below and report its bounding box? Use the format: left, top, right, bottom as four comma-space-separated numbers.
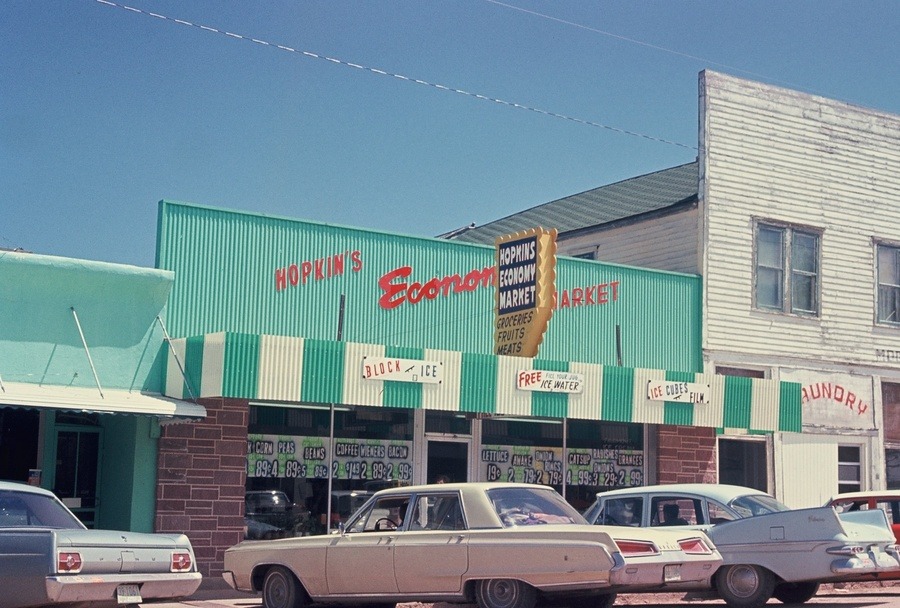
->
728, 493, 790, 518
487, 486, 585, 527
0, 490, 85, 529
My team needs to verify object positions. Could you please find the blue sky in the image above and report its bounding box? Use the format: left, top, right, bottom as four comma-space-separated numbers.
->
2, 1, 898, 267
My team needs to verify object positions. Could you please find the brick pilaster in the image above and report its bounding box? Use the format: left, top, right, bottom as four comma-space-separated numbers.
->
656, 425, 717, 484
155, 397, 248, 578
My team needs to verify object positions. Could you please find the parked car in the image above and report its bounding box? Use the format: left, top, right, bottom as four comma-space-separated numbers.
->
223, 482, 722, 608
0, 480, 201, 607
583, 483, 900, 608
245, 490, 298, 538
828, 490, 900, 580
330, 489, 371, 524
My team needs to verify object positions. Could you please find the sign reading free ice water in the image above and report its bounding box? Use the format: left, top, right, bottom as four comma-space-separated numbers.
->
516, 370, 583, 394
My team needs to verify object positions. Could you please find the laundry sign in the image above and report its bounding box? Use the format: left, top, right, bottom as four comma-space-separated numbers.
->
647, 380, 710, 404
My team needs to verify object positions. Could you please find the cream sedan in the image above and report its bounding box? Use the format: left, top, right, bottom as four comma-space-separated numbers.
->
584, 484, 900, 608
223, 482, 721, 608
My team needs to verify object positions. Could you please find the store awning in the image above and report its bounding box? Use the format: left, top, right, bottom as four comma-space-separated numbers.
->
163, 332, 801, 433
1, 381, 207, 422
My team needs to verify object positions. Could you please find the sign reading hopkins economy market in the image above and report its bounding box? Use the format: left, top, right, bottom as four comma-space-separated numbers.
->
494, 228, 558, 357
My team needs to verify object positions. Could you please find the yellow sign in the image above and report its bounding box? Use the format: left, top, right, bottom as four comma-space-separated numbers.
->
493, 227, 557, 357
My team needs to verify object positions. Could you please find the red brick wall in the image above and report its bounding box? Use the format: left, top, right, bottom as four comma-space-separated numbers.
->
656, 425, 717, 484
155, 397, 248, 578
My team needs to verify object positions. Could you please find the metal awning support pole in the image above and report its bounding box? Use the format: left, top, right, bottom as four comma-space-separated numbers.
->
326, 294, 346, 535
0, 373, 5, 393
155, 316, 198, 402
562, 418, 568, 500
71, 307, 104, 399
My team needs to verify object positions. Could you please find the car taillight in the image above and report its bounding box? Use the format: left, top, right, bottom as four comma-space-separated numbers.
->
827, 545, 864, 556
615, 539, 660, 557
58, 551, 83, 573
678, 537, 713, 555
171, 551, 193, 572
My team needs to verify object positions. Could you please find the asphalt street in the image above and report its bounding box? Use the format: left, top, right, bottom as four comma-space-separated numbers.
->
145, 582, 900, 608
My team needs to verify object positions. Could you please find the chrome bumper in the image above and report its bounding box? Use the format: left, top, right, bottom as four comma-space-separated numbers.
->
45, 572, 202, 603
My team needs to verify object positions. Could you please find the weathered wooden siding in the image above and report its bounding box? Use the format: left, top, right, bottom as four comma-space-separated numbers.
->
700, 70, 900, 364
559, 207, 701, 274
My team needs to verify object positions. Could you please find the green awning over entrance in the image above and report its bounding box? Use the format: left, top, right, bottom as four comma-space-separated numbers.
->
164, 332, 801, 433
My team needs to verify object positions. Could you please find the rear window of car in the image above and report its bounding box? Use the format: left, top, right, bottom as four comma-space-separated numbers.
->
595, 497, 643, 527
487, 486, 584, 527
729, 494, 790, 518
832, 498, 900, 524
0, 490, 84, 529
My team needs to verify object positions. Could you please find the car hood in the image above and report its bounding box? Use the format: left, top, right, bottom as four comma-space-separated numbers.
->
708, 506, 895, 546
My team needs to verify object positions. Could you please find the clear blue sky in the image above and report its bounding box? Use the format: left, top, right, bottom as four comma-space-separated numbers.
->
2, 1, 898, 267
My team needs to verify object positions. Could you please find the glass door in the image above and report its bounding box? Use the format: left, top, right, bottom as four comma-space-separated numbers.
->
54, 428, 101, 527
425, 439, 469, 485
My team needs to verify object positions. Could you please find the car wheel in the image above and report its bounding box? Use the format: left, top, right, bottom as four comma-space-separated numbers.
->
714, 564, 775, 608
263, 566, 305, 608
475, 579, 537, 608
773, 582, 820, 604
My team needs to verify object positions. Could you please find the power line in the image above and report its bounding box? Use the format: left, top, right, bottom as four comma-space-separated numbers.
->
483, 0, 825, 96
92, 0, 697, 152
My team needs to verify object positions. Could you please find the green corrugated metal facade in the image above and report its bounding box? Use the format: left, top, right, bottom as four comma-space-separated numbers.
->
156, 200, 702, 372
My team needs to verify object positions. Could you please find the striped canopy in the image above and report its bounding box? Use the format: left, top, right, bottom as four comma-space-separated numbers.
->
164, 332, 801, 433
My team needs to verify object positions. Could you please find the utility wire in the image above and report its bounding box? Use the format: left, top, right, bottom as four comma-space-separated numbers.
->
484, 0, 827, 96
93, 0, 697, 152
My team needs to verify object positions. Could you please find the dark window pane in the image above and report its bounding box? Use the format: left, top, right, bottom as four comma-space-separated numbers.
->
878, 246, 900, 285
878, 286, 900, 323
838, 445, 860, 462
838, 464, 860, 482
757, 268, 783, 309
758, 227, 784, 268
792, 233, 818, 273
791, 273, 817, 313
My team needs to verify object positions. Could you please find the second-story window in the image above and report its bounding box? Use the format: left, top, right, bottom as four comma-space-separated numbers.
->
755, 222, 820, 316
877, 243, 900, 326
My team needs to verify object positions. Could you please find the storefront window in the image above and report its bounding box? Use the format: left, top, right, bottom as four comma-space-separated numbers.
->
479, 417, 643, 511
245, 403, 414, 538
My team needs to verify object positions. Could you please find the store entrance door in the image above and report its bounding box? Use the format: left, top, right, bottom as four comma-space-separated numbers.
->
54, 428, 101, 528
426, 439, 469, 485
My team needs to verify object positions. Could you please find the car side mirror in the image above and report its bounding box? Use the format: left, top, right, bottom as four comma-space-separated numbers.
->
337, 521, 346, 536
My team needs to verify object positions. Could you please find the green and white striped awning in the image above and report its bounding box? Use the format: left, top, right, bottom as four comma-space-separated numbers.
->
163, 332, 801, 433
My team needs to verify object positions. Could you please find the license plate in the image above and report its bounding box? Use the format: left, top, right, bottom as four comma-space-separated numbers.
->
664, 564, 682, 582
116, 584, 142, 605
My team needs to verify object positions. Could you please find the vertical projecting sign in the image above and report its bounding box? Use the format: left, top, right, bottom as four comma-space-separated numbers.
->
494, 227, 558, 357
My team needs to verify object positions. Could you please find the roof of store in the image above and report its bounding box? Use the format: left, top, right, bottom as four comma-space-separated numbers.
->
446, 161, 699, 244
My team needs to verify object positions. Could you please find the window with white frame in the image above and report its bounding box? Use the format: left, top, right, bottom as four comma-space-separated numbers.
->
877, 243, 900, 326
838, 445, 861, 494
755, 222, 820, 315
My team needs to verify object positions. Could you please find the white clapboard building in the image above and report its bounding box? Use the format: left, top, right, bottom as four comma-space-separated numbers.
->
449, 70, 900, 507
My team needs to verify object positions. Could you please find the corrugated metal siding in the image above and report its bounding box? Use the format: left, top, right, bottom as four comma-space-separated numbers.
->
157, 201, 702, 373
778, 434, 839, 508
701, 71, 900, 364
164, 333, 801, 432
258, 335, 304, 402
538, 259, 702, 371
